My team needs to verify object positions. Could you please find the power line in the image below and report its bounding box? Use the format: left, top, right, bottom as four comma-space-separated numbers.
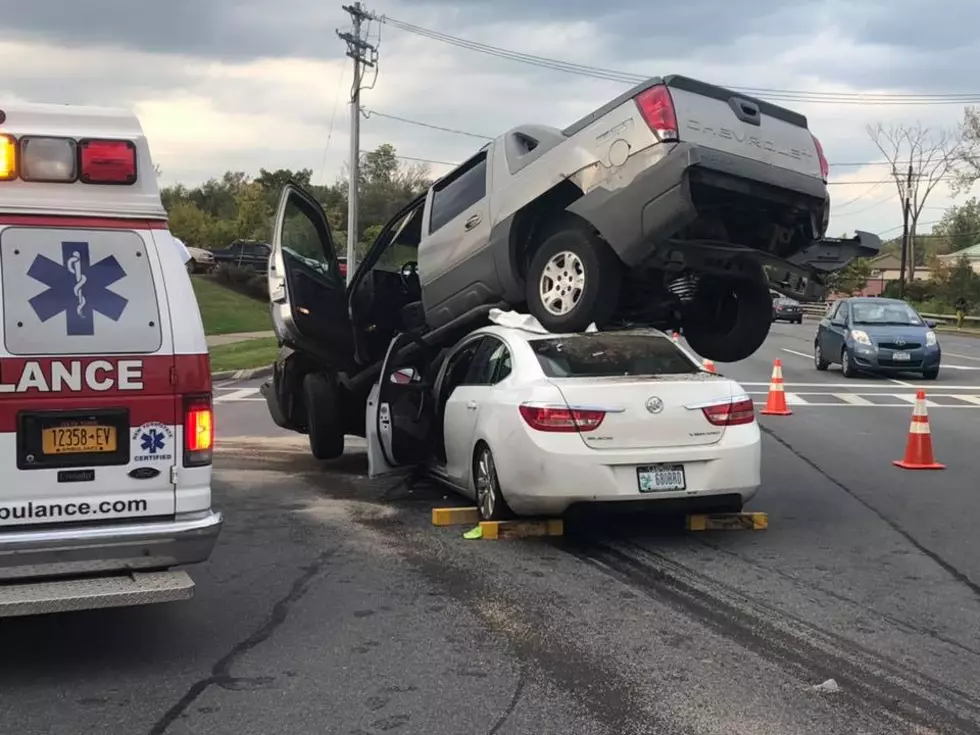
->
362, 109, 493, 139
374, 15, 980, 106
395, 154, 458, 166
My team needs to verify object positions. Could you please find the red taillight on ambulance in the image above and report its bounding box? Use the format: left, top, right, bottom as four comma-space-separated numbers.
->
79, 139, 137, 185
635, 84, 678, 142
811, 134, 829, 181
701, 397, 756, 426
519, 404, 606, 432
183, 394, 214, 466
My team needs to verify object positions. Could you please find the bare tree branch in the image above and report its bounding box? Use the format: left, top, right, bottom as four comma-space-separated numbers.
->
865, 122, 964, 281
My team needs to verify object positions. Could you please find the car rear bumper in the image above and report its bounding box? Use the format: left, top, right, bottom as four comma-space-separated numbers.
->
773, 310, 803, 321
850, 346, 941, 373
0, 510, 222, 581
567, 141, 829, 268
493, 424, 762, 517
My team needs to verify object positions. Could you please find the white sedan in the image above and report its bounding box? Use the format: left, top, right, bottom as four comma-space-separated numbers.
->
366, 314, 761, 521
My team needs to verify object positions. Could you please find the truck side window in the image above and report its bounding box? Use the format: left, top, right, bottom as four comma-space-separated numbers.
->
429, 151, 488, 234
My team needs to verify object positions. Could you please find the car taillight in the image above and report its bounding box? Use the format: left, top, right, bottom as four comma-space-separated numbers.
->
702, 397, 755, 426
21, 136, 77, 182
811, 134, 829, 181
79, 139, 137, 185
635, 84, 678, 142
0, 134, 16, 181
183, 394, 214, 466
519, 404, 605, 432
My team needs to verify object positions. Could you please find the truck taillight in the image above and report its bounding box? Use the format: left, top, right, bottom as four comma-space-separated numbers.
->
811, 134, 829, 181
79, 139, 137, 185
183, 394, 214, 466
702, 397, 756, 426
519, 404, 605, 432
635, 85, 678, 142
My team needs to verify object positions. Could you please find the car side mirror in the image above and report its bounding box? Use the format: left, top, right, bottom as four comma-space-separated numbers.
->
925, 320, 937, 329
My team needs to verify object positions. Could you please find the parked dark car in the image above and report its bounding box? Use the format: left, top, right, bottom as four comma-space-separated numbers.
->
772, 295, 803, 324
211, 240, 271, 271
814, 297, 940, 379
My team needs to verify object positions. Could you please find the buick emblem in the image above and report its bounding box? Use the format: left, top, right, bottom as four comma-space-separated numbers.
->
894, 337, 906, 347
645, 396, 664, 414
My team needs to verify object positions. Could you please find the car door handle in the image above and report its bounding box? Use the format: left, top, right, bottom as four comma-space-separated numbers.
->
464, 214, 482, 231
466, 401, 478, 410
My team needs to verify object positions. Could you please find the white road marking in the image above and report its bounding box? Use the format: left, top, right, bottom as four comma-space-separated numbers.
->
892, 393, 938, 407
946, 352, 980, 362
837, 393, 874, 406
941, 364, 980, 370
954, 395, 980, 405
887, 377, 916, 388
784, 392, 807, 405
214, 388, 260, 403
781, 348, 813, 359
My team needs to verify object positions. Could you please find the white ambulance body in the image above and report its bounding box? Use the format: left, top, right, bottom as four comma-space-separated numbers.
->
0, 102, 221, 616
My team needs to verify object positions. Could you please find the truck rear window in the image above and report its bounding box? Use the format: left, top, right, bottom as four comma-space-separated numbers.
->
529, 334, 699, 378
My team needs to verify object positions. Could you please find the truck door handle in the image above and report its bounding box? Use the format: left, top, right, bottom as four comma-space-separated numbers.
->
466, 401, 478, 410
464, 214, 482, 231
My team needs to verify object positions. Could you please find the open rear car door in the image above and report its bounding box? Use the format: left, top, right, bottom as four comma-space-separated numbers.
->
366, 333, 437, 478
263, 183, 353, 430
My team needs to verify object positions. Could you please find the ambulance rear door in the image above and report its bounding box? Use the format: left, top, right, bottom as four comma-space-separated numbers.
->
0, 221, 178, 529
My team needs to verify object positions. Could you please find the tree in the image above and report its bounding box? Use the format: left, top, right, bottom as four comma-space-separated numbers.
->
867, 122, 965, 283
932, 197, 980, 254
824, 257, 871, 296
957, 106, 980, 189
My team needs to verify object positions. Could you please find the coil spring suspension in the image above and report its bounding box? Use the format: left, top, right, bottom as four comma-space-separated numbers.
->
666, 273, 699, 303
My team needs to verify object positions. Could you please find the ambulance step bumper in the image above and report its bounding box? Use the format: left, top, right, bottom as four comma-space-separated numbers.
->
0, 570, 195, 617
0, 511, 222, 581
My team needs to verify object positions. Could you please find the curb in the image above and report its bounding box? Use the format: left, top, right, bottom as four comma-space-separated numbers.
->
212, 364, 274, 382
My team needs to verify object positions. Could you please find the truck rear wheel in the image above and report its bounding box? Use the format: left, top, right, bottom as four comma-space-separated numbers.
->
683, 278, 773, 363
302, 373, 345, 460
526, 220, 622, 332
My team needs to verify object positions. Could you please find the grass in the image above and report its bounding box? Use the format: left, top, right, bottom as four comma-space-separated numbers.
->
191, 276, 272, 336
209, 337, 279, 372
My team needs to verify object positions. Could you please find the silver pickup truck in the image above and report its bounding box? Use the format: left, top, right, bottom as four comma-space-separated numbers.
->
264, 74, 878, 459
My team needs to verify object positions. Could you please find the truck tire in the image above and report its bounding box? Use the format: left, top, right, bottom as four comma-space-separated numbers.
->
302, 372, 345, 460
525, 220, 622, 332
683, 278, 773, 363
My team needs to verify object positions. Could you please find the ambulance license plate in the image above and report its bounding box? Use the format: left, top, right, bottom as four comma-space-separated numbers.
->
41, 424, 117, 455
637, 464, 686, 492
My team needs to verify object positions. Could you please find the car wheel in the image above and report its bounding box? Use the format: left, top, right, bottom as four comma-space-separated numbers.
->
840, 348, 856, 378
814, 343, 830, 371
525, 218, 622, 332
473, 443, 511, 522
302, 372, 345, 460
795, 316, 803, 325
683, 277, 773, 363
923, 367, 939, 380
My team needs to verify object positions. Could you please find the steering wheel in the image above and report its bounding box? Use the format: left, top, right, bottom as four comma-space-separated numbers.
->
400, 261, 420, 293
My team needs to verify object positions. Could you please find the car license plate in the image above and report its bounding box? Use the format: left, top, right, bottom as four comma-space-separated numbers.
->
637, 464, 686, 493
41, 424, 117, 455
892, 351, 911, 361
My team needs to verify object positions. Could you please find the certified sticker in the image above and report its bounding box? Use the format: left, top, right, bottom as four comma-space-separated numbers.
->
131, 421, 174, 463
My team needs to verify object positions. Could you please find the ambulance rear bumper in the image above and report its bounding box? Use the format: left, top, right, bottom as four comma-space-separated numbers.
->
0, 510, 222, 581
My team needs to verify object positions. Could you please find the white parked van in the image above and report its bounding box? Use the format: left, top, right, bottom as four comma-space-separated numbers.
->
0, 102, 221, 616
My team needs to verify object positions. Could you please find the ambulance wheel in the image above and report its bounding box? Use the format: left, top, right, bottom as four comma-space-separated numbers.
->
302, 373, 345, 460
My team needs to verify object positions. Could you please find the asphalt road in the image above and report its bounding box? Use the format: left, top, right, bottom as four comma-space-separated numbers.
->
4, 322, 980, 735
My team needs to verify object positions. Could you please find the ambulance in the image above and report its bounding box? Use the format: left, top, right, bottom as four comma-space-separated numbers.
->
0, 102, 222, 616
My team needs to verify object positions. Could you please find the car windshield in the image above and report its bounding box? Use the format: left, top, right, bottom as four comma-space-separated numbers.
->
851, 302, 924, 326
528, 333, 700, 377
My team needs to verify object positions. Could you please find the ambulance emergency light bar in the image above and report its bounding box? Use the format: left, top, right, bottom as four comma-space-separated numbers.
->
0, 134, 137, 185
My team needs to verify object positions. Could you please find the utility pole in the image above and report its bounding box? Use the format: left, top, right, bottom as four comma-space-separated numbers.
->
337, 3, 377, 285
898, 162, 913, 299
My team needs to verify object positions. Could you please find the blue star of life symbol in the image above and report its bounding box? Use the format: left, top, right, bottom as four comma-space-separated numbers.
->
140, 428, 166, 455
27, 241, 128, 336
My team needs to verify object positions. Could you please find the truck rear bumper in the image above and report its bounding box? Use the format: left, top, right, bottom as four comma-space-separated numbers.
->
566, 142, 829, 268
0, 510, 223, 581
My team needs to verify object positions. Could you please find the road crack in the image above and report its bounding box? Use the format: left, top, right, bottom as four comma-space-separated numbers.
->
147, 550, 334, 735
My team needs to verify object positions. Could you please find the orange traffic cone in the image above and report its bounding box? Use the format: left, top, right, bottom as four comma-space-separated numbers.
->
702, 358, 716, 373
893, 391, 945, 470
760, 359, 792, 416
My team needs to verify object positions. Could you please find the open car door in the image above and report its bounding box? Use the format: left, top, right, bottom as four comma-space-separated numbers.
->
264, 183, 354, 430
366, 333, 437, 478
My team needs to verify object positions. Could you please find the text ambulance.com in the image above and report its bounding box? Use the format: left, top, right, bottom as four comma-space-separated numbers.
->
0, 498, 150, 522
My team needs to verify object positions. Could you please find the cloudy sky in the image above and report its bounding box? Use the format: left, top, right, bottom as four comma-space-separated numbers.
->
2, 0, 978, 239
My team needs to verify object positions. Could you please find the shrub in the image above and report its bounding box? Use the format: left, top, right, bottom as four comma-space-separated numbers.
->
212, 264, 268, 301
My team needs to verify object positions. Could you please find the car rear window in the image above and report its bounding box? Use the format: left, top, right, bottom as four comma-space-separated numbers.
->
528, 334, 699, 378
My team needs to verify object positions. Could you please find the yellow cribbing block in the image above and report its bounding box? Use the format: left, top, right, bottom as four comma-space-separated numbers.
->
431, 507, 480, 526
685, 512, 768, 532
479, 519, 564, 540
